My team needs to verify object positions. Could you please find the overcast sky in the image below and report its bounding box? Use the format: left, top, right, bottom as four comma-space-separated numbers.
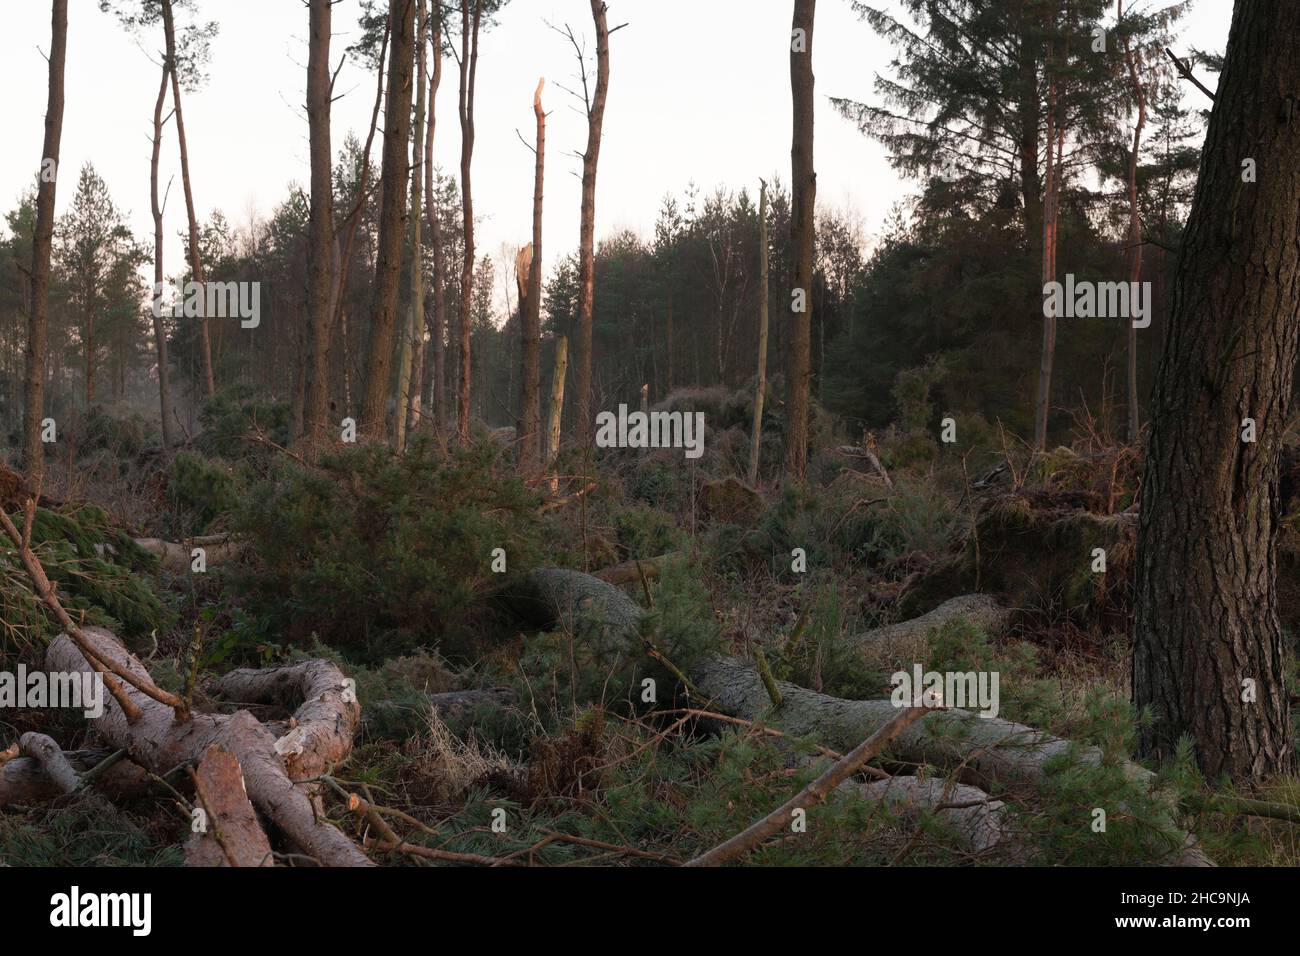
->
0, 0, 1232, 308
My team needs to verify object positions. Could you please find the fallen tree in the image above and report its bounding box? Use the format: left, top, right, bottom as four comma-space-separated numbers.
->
45, 626, 370, 866
515, 567, 1212, 866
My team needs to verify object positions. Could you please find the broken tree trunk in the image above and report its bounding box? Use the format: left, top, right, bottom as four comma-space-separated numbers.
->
0, 747, 149, 807
46, 626, 371, 866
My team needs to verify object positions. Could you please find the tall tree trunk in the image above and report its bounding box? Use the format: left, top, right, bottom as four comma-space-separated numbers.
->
748, 180, 770, 486
1133, 0, 1300, 783
574, 1, 612, 446
149, 57, 177, 448
456, 0, 482, 443
1033, 55, 1059, 451
426, 25, 448, 437
303, 0, 336, 455
396, 0, 429, 453
361, 0, 416, 442
518, 77, 546, 475
23, 0, 67, 483
410, 3, 439, 440
785, 0, 816, 480
1119, 0, 1146, 444
161, 0, 215, 400
665, 284, 673, 396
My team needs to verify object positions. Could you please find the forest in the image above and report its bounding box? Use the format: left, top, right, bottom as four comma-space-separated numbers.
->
0, 0, 1297, 890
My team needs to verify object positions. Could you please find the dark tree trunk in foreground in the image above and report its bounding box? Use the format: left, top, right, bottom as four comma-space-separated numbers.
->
785, 0, 815, 480
361, 0, 416, 442
574, 0, 611, 446
1133, 0, 1300, 783
303, 0, 336, 453
518, 77, 545, 475
23, 0, 67, 484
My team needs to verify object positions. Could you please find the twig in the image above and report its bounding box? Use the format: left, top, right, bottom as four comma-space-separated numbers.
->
1164, 48, 1215, 102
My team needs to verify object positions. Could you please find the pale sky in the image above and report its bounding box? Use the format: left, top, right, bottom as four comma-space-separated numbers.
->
0, 0, 1233, 305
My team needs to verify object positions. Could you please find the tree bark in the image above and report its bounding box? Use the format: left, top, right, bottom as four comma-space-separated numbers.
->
574, 1, 612, 446
1119, 0, 1147, 444
785, 0, 816, 480
303, 0, 336, 455
518, 77, 546, 475
456, 0, 482, 444
426, 15, 449, 436
1132, 0, 1300, 783
47, 627, 371, 866
161, 0, 215, 400
748, 180, 770, 485
23, 0, 67, 483
149, 55, 177, 448
361, 0, 416, 443
546, 334, 568, 479
396, 0, 429, 453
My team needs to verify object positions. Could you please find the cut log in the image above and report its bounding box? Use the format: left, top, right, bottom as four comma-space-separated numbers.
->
591, 553, 676, 586
134, 534, 241, 575
46, 627, 372, 866
185, 744, 275, 867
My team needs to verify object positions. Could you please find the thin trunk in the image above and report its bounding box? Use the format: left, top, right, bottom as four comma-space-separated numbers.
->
303, 0, 336, 456
546, 334, 568, 490
749, 181, 770, 486
1033, 54, 1059, 452
574, 0, 612, 446
161, 0, 215, 400
360, 0, 416, 442
786, 0, 816, 480
1133, 0, 1300, 783
396, 0, 429, 453
1120, 0, 1147, 444
456, 0, 482, 443
427, 13, 448, 435
23, 0, 67, 482
518, 77, 546, 475
149, 57, 177, 448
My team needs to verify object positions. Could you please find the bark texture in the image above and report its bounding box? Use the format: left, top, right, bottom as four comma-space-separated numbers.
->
46, 627, 370, 866
23, 0, 67, 482
361, 0, 416, 442
785, 0, 815, 480
303, 0, 336, 452
1132, 0, 1300, 782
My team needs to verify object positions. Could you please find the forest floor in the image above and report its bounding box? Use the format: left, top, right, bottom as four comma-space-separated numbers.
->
1, 388, 1298, 867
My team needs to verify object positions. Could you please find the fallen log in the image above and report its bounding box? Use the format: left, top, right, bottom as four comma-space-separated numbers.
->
0, 747, 150, 807
517, 567, 1212, 866
185, 745, 276, 867
842, 594, 1011, 662
592, 553, 677, 587
209, 659, 361, 782
133, 534, 241, 575
47, 627, 371, 866
841, 776, 1007, 855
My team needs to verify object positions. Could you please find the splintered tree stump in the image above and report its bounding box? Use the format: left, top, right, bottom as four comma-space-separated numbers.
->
46, 626, 371, 866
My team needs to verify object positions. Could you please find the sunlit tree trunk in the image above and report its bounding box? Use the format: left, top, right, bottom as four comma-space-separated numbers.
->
785, 0, 815, 480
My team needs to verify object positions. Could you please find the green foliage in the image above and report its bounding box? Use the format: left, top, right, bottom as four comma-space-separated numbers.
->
196, 386, 290, 459
166, 451, 239, 534
1, 505, 173, 661
232, 436, 542, 662
612, 502, 687, 559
